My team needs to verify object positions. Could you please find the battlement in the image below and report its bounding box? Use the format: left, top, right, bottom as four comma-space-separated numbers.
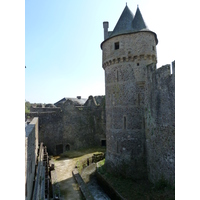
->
30, 106, 61, 113
146, 61, 175, 83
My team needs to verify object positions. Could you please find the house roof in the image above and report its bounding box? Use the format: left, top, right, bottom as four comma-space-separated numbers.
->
54, 97, 87, 107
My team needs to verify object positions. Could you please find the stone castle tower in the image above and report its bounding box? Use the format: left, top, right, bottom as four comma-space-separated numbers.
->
101, 5, 159, 179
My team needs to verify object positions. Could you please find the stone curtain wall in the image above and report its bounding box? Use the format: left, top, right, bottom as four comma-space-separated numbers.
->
62, 99, 106, 152
26, 96, 106, 155
30, 117, 39, 163
26, 110, 63, 155
144, 62, 175, 185
25, 117, 39, 200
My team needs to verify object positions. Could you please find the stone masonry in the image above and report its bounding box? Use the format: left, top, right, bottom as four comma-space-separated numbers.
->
25, 117, 39, 200
26, 96, 106, 155
101, 5, 175, 185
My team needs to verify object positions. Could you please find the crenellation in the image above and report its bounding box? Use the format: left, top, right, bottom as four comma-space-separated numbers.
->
156, 64, 171, 78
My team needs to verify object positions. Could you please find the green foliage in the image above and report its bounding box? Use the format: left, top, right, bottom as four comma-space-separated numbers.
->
25, 101, 31, 113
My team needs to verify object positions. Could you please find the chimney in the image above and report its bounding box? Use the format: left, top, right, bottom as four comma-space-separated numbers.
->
103, 21, 109, 40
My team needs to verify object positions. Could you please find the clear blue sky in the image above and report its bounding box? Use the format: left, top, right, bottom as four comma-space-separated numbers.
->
25, 0, 176, 103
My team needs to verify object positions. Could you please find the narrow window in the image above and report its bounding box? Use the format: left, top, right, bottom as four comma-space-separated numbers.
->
117, 70, 119, 82
30, 161, 32, 173
152, 46, 155, 50
138, 93, 140, 106
117, 141, 119, 153
124, 116, 127, 129
137, 63, 139, 66
115, 42, 119, 50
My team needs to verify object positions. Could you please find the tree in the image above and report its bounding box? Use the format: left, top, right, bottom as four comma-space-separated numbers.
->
25, 101, 31, 113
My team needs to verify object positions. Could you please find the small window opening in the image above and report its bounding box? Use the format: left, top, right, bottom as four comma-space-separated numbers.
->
65, 144, 70, 151
137, 63, 140, 66
30, 161, 32, 173
152, 46, 155, 51
117, 141, 120, 153
115, 42, 119, 50
124, 116, 127, 129
138, 93, 141, 106
101, 140, 106, 147
117, 70, 119, 82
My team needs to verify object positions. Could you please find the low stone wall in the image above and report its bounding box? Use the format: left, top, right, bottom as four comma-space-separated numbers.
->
72, 153, 105, 200
96, 162, 125, 200
25, 117, 39, 200
30, 107, 61, 113
72, 168, 94, 200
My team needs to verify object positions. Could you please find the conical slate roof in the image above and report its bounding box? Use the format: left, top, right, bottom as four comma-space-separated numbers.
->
105, 5, 158, 44
110, 5, 135, 37
132, 6, 148, 31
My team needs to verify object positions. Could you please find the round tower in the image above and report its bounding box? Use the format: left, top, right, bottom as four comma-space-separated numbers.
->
101, 5, 158, 179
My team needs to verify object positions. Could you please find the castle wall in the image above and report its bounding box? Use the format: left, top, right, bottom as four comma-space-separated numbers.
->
102, 32, 157, 179
62, 100, 106, 151
26, 96, 106, 155
30, 107, 61, 113
30, 117, 39, 163
144, 62, 175, 185
25, 117, 39, 200
26, 110, 63, 155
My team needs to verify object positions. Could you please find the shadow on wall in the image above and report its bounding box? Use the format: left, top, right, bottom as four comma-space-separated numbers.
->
52, 177, 83, 200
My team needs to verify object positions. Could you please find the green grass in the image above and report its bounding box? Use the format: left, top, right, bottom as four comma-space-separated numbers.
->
59, 146, 106, 159
97, 159, 175, 200
54, 147, 106, 174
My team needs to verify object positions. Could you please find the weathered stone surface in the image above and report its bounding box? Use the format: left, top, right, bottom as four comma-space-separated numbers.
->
102, 30, 156, 180
101, 5, 174, 185
144, 63, 175, 185
25, 117, 39, 200
26, 96, 106, 155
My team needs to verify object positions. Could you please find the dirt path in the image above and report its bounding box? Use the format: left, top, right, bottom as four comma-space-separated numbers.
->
53, 157, 83, 200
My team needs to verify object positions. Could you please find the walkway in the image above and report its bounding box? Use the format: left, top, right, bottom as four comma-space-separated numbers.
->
52, 157, 83, 200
